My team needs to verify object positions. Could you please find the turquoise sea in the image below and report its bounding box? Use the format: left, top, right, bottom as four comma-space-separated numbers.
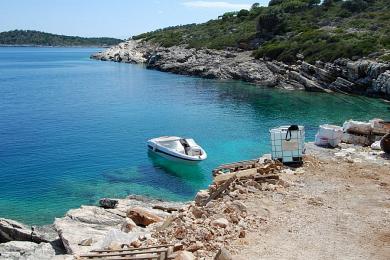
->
0, 47, 389, 225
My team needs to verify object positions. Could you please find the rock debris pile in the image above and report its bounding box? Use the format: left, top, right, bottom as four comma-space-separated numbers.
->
137, 160, 285, 259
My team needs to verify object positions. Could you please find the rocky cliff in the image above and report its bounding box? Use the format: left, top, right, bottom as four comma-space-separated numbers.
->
91, 40, 390, 100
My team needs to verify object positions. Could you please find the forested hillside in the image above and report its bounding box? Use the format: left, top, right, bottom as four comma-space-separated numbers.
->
0, 30, 122, 47
133, 0, 390, 63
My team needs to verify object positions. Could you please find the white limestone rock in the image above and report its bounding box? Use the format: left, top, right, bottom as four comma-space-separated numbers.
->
0, 241, 60, 260
54, 206, 125, 254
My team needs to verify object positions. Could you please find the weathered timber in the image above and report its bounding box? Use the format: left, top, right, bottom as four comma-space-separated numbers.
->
101, 255, 159, 260
201, 176, 237, 206
91, 244, 174, 253
212, 159, 259, 176
152, 205, 179, 213
213, 168, 258, 184
253, 174, 279, 182
79, 248, 169, 258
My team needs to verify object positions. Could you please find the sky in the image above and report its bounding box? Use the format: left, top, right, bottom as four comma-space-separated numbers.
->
0, 0, 270, 39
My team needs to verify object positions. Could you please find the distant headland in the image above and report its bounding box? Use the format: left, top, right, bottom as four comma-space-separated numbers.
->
0, 30, 122, 47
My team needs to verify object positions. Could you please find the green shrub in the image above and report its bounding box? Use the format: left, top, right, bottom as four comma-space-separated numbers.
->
257, 8, 286, 34
379, 34, 390, 48
131, 0, 389, 61
379, 54, 390, 62
269, 0, 285, 6
322, 0, 334, 7
255, 41, 288, 59
251, 3, 260, 9
222, 11, 238, 20
341, 0, 368, 12
0, 30, 122, 46
255, 28, 381, 63
280, 0, 309, 12
237, 9, 250, 18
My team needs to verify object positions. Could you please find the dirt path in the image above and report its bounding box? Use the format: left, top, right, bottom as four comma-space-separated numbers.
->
231, 144, 390, 260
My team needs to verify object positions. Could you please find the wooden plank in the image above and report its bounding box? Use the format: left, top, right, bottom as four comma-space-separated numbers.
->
201, 176, 237, 206
158, 250, 166, 260
214, 168, 258, 184
80, 248, 168, 258
213, 172, 236, 184
253, 174, 279, 182
346, 129, 371, 136
372, 129, 390, 135
212, 159, 258, 172
91, 244, 174, 253
152, 205, 179, 213
90, 254, 160, 260
236, 168, 258, 179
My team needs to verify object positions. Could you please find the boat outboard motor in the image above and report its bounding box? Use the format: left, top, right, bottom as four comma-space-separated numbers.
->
180, 139, 191, 155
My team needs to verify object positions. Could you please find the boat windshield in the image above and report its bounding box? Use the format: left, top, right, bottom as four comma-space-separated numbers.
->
158, 140, 185, 152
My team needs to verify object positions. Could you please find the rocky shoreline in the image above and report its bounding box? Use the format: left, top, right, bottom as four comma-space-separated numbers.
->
0, 155, 288, 260
0, 159, 280, 260
91, 39, 390, 100
0, 196, 187, 259
1, 140, 389, 259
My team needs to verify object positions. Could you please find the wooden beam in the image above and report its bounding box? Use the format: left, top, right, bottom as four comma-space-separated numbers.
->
152, 205, 179, 213
212, 159, 259, 173
91, 244, 174, 253
253, 174, 279, 182
214, 168, 258, 184
80, 248, 168, 258
201, 176, 237, 206
93, 255, 160, 260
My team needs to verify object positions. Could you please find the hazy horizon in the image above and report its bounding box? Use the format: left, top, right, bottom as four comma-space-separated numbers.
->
0, 0, 269, 39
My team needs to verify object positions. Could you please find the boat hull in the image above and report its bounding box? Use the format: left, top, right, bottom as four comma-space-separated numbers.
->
147, 142, 207, 163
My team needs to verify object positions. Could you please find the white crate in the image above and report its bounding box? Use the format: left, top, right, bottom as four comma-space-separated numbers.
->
270, 125, 305, 163
315, 124, 343, 147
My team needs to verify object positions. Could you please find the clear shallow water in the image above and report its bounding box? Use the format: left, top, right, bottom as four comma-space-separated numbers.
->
0, 47, 389, 225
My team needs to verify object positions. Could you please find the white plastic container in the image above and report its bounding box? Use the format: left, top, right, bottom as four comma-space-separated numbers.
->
270, 125, 305, 163
314, 133, 329, 147
314, 124, 343, 147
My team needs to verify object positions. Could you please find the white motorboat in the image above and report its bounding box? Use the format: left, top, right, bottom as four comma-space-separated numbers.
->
147, 136, 207, 162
